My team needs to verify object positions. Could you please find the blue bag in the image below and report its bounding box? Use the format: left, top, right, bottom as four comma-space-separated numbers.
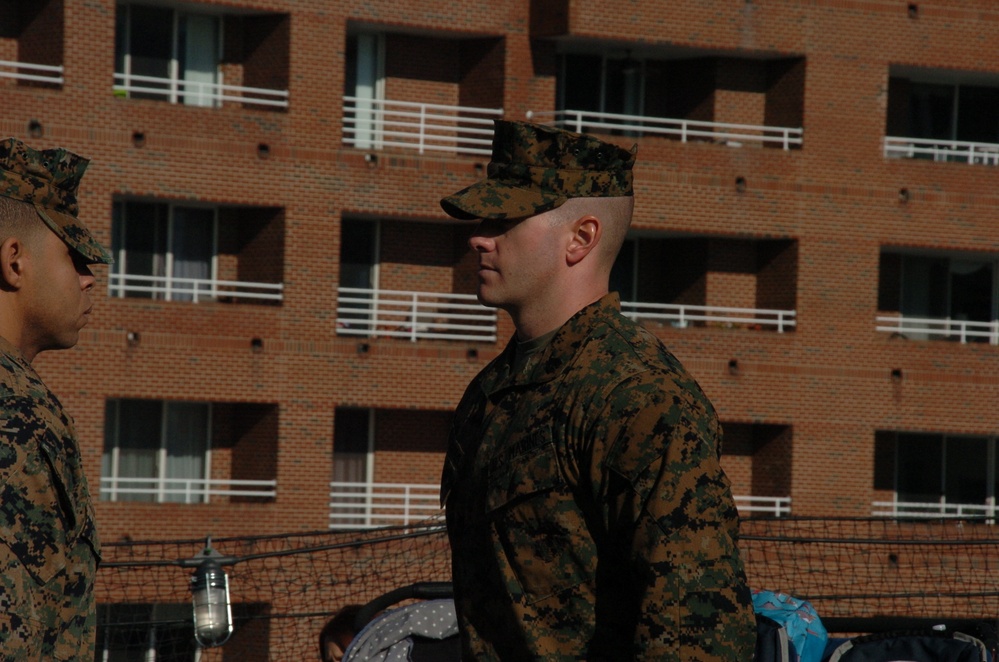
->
752, 589, 828, 662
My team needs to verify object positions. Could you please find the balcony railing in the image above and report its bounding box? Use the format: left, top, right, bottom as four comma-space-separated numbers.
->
872, 499, 997, 520
336, 287, 497, 342
342, 97, 502, 155
884, 136, 999, 166
101, 476, 277, 504
623, 301, 797, 333
876, 314, 999, 345
527, 109, 803, 150
109, 273, 284, 304
113, 72, 289, 109
328, 481, 783, 529
0, 59, 64, 85
329, 481, 443, 530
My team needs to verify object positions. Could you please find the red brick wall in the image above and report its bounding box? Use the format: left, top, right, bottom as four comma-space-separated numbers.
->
4, 0, 997, 545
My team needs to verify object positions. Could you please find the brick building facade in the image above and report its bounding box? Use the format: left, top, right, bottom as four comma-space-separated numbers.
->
4, 0, 999, 654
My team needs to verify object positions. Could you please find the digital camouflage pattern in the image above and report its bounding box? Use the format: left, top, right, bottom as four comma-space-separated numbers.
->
0, 336, 101, 660
441, 294, 756, 660
0, 137, 113, 264
440, 120, 635, 221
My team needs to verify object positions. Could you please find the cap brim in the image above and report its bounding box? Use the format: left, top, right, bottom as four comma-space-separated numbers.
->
34, 205, 114, 265
440, 178, 567, 221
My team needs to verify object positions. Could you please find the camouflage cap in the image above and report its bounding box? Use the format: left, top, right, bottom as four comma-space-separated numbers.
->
440, 120, 636, 221
0, 137, 113, 264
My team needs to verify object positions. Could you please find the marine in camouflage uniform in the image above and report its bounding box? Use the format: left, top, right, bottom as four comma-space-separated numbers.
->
0, 138, 112, 659
439, 121, 756, 660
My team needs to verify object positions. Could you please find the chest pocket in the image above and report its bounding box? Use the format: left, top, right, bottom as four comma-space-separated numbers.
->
485, 434, 591, 604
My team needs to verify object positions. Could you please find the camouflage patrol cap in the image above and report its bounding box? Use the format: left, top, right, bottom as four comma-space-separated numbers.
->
440, 120, 636, 220
0, 137, 113, 264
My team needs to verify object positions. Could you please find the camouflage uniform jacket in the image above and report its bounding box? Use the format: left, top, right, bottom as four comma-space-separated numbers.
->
0, 336, 101, 660
441, 293, 755, 661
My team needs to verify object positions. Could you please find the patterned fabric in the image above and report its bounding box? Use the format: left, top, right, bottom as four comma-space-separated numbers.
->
442, 293, 756, 661
344, 599, 458, 662
0, 137, 112, 264
0, 336, 101, 660
440, 120, 636, 220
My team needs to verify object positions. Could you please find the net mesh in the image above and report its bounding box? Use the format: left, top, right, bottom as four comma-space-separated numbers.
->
96, 517, 999, 660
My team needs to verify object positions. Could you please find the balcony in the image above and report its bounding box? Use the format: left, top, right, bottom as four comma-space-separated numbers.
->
885, 68, 999, 166
329, 481, 442, 530
884, 136, 999, 166
336, 287, 497, 342
528, 109, 802, 150
1, 0, 63, 89
613, 236, 798, 333
0, 59, 63, 85
111, 200, 285, 305
109, 273, 284, 304
872, 499, 997, 520
342, 97, 501, 156
113, 73, 289, 109
623, 301, 796, 333
876, 314, 999, 345
877, 250, 996, 344
734, 495, 791, 518
100, 477, 277, 504
114, 4, 290, 110
328, 481, 780, 529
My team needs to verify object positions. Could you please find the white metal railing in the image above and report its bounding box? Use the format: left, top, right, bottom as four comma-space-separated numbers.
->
109, 273, 284, 303
0, 59, 64, 85
872, 499, 997, 520
101, 476, 277, 504
735, 495, 791, 517
113, 72, 289, 108
623, 301, 797, 333
336, 287, 497, 342
327, 482, 787, 529
527, 109, 803, 150
884, 136, 999, 166
342, 97, 502, 155
329, 481, 443, 529
876, 314, 999, 345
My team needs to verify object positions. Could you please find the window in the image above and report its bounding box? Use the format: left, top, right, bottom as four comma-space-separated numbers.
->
102, 399, 211, 503
878, 250, 998, 342
885, 432, 997, 514
889, 77, 999, 146
111, 201, 216, 302
96, 603, 197, 662
115, 3, 220, 106
330, 408, 372, 528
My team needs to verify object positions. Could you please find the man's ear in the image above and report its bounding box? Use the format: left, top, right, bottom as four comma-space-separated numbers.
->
566, 215, 601, 266
0, 237, 27, 290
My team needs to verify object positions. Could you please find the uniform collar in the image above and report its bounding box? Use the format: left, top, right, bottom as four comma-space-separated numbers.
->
479, 292, 622, 396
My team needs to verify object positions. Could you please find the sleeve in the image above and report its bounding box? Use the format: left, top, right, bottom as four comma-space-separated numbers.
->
585, 374, 756, 661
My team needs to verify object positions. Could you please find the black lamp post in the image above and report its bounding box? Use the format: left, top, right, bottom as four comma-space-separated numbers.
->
186, 540, 235, 648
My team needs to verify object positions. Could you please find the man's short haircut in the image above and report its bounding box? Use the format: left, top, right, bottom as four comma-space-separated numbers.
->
0, 194, 44, 243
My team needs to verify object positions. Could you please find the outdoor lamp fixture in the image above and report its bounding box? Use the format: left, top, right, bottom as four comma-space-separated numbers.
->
187, 540, 234, 648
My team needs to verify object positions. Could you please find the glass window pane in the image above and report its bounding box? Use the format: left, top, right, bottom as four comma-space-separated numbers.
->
163, 402, 209, 503
339, 220, 376, 289
179, 13, 218, 107
127, 5, 173, 99
170, 206, 214, 301
908, 82, 956, 141
561, 54, 603, 113
897, 433, 942, 504
120, 202, 168, 298
950, 260, 993, 328
114, 399, 163, 503
944, 436, 989, 505
956, 85, 999, 144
